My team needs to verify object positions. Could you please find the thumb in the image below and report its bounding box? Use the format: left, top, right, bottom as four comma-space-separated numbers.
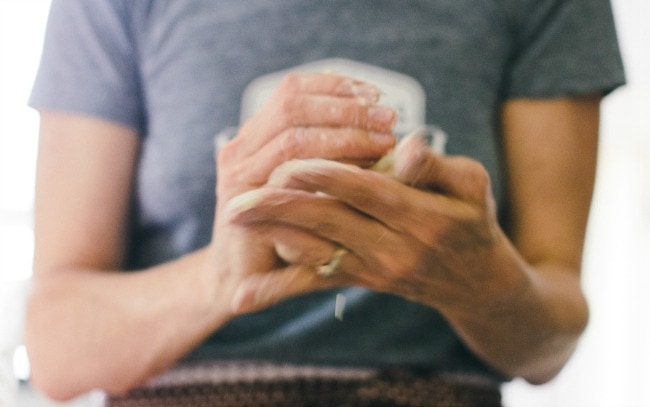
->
393, 128, 491, 202
214, 127, 241, 207
392, 128, 443, 187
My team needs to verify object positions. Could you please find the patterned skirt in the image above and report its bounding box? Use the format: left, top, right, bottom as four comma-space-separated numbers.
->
104, 362, 502, 407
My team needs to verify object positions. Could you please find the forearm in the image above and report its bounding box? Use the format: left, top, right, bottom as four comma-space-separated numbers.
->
26, 247, 229, 400
441, 233, 589, 384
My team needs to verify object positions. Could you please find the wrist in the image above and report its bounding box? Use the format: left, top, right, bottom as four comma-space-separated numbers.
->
191, 246, 237, 328
442, 231, 533, 322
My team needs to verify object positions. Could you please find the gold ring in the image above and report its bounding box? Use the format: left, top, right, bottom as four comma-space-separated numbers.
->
316, 248, 348, 277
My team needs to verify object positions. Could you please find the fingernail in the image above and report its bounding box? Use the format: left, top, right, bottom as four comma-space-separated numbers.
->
369, 106, 396, 126
224, 190, 264, 214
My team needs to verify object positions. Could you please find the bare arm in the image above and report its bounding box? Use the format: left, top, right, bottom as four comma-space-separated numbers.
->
27, 112, 225, 399
26, 73, 397, 400
439, 95, 599, 382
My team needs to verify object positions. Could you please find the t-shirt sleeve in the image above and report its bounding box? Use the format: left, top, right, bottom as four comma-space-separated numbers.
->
29, 0, 144, 131
505, 0, 626, 98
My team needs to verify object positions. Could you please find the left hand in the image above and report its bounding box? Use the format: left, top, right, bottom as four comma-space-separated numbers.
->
224, 133, 525, 315
211, 72, 397, 314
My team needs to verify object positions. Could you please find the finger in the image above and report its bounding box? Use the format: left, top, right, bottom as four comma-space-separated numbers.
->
223, 188, 406, 262
392, 136, 493, 203
233, 96, 396, 160
230, 265, 317, 315
266, 159, 427, 231
256, 220, 367, 280
231, 72, 392, 160
277, 72, 382, 103
271, 95, 396, 133
218, 72, 385, 165
230, 263, 349, 315
272, 226, 339, 266
224, 189, 428, 295
229, 127, 395, 189
263, 158, 482, 255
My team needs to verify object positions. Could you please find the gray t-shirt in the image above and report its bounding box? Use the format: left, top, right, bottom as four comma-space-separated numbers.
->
30, 0, 624, 383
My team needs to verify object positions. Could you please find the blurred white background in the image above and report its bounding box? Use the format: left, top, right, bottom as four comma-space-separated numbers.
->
1, 0, 648, 406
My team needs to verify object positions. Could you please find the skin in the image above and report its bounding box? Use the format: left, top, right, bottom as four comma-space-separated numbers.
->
26, 72, 598, 400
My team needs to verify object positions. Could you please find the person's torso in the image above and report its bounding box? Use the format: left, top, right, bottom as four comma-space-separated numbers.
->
127, 0, 513, 382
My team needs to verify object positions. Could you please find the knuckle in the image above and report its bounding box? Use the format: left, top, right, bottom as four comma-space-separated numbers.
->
217, 139, 238, 166
277, 128, 304, 159
273, 94, 303, 127
470, 162, 491, 193
458, 157, 492, 203
421, 220, 453, 248
392, 262, 416, 280
377, 250, 422, 281
405, 152, 437, 185
278, 73, 302, 93
472, 172, 493, 208
275, 93, 296, 116
303, 247, 332, 265
312, 219, 338, 237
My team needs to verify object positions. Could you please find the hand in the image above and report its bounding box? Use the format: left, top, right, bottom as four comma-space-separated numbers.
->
208, 72, 398, 314
224, 133, 524, 316
216, 72, 397, 206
